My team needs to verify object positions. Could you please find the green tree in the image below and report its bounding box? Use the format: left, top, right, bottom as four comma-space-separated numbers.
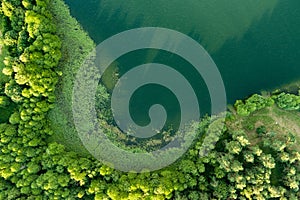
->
226, 141, 242, 154
0, 96, 10, 107
275, 93, 300, 110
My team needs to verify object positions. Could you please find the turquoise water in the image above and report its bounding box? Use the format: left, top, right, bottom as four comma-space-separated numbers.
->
65, 0, 300, 126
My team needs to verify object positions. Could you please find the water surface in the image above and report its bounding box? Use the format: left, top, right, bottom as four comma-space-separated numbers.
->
64, 0, 300, 125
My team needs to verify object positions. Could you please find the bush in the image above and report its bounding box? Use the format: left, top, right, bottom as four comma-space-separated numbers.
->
235, 94, 274, 116
274, 93, 300, 110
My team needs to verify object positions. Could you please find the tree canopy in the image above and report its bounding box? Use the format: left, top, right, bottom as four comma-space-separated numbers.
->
0, 0, 299, 199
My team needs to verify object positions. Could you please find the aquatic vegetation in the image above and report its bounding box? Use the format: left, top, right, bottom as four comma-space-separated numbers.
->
0, 0, 299, 199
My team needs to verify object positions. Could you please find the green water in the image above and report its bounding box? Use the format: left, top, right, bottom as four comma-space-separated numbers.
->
64, 0, 300, 125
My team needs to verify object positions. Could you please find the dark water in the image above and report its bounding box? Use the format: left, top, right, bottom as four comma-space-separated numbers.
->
64, 0, 300, 126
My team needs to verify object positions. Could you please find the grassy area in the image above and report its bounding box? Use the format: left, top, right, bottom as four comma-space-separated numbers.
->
226, 104, 300, 151
47, 0, 96, 156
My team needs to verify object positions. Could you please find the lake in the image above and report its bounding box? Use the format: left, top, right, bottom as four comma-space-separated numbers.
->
64, 0, 300, 128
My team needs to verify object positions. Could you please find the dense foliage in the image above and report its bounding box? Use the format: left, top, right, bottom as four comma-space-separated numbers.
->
0, 0, 299, 199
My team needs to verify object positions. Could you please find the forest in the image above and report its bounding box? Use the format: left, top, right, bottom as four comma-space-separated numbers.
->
0, 0, 300, 199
